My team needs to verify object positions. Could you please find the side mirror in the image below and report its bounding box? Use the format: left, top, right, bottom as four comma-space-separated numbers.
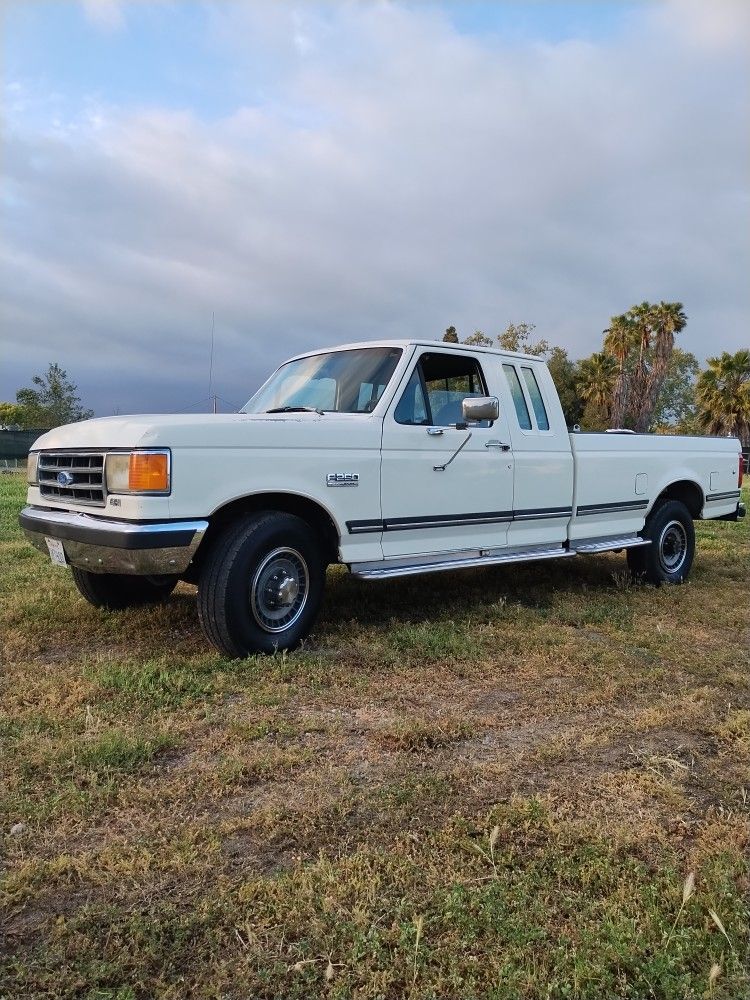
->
462, 396, 499, 422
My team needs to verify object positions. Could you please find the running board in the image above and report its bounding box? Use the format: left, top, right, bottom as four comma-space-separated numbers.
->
350, 544, 575, 581
571, 534, 651, 554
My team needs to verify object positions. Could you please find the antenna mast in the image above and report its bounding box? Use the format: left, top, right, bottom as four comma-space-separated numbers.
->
208, 311, 216, 414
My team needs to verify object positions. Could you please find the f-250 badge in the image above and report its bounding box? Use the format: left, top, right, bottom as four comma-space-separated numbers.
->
326, 472, 359, 487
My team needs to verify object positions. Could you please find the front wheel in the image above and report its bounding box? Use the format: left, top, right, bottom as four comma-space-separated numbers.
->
197, 512, 325, 657
627, 499, 695, 585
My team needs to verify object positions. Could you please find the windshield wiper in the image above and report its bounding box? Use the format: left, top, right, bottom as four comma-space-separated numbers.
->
265, 405, 325, 416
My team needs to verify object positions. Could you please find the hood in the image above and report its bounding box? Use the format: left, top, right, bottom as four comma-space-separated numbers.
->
30, 411, 375, 451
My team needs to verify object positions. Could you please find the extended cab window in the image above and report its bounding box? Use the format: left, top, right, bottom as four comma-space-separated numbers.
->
502, 364, 532, 430
395, 352, 488, 426
521, 367, 550, 430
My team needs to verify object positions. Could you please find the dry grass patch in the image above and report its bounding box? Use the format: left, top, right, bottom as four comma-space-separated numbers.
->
370, 717, 473, 752
1, 473, 749, 998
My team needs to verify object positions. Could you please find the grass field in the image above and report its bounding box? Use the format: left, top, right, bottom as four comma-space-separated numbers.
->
1, 472, 748, 999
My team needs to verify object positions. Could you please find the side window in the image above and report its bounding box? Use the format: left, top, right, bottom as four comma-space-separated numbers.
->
521, 367, 550, 430
394, 367, 429, 424
395, 352, 488, 426
502, 364, 532, 430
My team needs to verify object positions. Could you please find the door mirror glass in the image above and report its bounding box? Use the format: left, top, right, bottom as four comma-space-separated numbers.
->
462, 396, 499, 422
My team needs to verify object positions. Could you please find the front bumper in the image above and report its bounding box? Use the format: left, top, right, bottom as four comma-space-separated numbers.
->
20, 506, 208, 575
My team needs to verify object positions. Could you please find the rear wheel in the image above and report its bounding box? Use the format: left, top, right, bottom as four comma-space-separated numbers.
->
71, 568, 178, 609
197, 512, 325, 657
627, 499, 695, 585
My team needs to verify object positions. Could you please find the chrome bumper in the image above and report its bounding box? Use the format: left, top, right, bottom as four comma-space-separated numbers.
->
20, 506, 208, 575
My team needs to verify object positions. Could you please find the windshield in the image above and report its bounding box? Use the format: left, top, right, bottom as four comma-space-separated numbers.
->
242, 347, 403, 414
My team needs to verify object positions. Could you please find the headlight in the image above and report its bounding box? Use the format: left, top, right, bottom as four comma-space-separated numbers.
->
105, 450, 171, 495
27, 451, 39, 485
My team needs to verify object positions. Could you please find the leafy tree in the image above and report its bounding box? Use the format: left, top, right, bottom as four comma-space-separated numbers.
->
462, 330, 494, 347
441, 321, 549, 355
652, 349, 700, 431
0, 402, 27, 427
497, 322, 550, 357
695, 350, 750, 445
15, 363, 94, 428
576, 352, 618, 429
547, 347, 585, 426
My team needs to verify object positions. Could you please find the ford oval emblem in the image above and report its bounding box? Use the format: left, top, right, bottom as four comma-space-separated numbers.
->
57, 470, 75, 487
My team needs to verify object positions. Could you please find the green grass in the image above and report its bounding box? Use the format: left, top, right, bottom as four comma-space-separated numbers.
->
1, 472, 749, 998
92, 657, 219, 708
76, 730, 177, 773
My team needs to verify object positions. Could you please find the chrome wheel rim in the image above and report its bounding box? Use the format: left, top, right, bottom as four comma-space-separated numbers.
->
250, 547, 309, 633
658, 520, 688, 573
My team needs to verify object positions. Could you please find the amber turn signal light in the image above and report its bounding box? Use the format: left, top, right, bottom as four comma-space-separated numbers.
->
129, 452, 169, 492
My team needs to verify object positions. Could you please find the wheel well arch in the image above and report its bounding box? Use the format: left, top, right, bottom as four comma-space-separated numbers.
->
652, 479, 704, 518
186, 492, 340, 581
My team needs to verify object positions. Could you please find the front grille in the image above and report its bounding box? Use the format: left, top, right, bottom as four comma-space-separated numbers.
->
38, 452, 106, 507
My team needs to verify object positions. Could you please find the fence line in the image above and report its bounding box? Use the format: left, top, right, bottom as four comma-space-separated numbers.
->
0, 429, 50, 461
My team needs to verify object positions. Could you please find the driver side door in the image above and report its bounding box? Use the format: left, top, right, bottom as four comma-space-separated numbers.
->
380, 349, 514, 558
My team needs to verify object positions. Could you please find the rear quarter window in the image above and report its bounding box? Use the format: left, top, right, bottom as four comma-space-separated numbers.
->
521, 367, 550, 431
502, 364, 532, 430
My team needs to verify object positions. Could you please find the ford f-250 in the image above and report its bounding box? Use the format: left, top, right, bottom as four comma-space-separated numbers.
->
21, 340, 745, 657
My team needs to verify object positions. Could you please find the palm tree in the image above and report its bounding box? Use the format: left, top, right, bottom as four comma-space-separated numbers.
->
631, 301, 687, 432
601, 301, 686, 431
630, 301, 654, 362
696, 350, 750, 446
577, 352, 618, 426
603, 313, 637, 427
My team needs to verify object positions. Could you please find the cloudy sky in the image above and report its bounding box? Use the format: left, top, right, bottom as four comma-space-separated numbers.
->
2, 0, 749, 416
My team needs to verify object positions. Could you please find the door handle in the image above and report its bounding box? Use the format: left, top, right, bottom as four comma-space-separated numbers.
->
485, 440, 511, 451
426, 427, 444, 436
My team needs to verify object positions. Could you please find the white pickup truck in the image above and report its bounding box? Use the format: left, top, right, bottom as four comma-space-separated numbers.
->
21, 340, 745, 656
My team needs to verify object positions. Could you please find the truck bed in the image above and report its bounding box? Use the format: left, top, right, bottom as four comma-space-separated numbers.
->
569, 432, 742, 542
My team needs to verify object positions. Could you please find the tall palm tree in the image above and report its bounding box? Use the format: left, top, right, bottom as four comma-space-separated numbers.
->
604, 313, 637, 427
577, 352, 618, 425
619, 301, 654, 431
696, 350, 750, 446
632, 301, 687, 432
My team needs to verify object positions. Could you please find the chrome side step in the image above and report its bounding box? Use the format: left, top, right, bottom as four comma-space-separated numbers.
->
571, 534, 651, 554
350, 544, 575, 581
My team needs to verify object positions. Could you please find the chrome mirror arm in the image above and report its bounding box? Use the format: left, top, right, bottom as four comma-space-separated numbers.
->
433, 432, 472, 472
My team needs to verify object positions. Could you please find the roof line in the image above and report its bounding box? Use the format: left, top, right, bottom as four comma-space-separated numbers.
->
285, 339, 547, 363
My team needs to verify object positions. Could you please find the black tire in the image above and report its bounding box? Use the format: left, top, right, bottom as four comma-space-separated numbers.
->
197, 512, 325, 657
71, 568, 178, 610
627, 499, 695, 585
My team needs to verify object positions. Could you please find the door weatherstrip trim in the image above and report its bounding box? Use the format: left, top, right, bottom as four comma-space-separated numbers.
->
346, 505, 576, 535
513, 506, 573, 520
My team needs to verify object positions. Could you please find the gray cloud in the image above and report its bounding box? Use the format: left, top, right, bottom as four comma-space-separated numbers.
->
2, 1, 749, 415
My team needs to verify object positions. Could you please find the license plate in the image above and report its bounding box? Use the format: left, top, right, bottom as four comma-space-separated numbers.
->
45, 537, 68, 567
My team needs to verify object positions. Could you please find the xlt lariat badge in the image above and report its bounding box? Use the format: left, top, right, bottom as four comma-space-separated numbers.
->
326, 473, 359, 487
